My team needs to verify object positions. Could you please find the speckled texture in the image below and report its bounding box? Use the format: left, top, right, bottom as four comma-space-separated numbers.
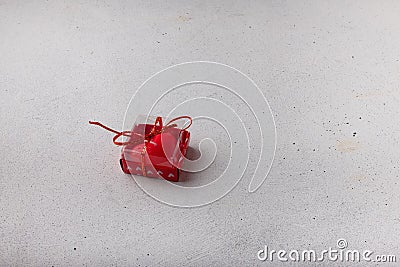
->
1, 0, 400, 266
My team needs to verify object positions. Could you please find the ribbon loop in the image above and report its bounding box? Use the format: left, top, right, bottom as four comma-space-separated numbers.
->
166, 115, 192, 131
89, 116, 192, 146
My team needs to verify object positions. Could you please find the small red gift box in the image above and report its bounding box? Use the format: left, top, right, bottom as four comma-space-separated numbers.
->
90, 115, 191, 181
119, 115, 191, 182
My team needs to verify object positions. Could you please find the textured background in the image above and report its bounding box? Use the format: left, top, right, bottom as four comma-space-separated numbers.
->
1, 0, 400, 266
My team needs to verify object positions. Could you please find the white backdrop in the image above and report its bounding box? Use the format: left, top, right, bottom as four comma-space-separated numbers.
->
1, 1, 400, 266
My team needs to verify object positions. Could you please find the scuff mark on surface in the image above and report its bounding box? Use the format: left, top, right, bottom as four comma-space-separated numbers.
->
350, 174, 367, 181
178, 15, 192, 22
336, 139, 361, 152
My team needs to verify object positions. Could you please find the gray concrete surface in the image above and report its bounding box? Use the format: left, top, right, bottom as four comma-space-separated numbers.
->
1, 0, 400, 266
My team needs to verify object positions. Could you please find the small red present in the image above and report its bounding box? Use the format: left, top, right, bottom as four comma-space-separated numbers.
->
89, 115, 191, 182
